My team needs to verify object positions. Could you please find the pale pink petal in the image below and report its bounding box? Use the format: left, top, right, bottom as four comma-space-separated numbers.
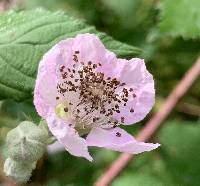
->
34, 39, 74, 117
112, 58, 155, 125
47, 111, 93, 161
89, 55, 155, 125
34, 47, 59, 117
96, 50, 122, 78
86, 127, 159, 154
71, 33, 107, 64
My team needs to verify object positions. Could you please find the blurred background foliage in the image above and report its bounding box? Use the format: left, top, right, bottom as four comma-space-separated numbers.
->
0, 0, 200, 185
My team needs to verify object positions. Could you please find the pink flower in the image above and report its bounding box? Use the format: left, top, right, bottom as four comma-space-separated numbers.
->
34, 33, 160, 161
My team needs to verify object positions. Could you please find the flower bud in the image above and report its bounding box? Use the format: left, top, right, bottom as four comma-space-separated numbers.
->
4, 157, 36, 183
6, 121, 48, 162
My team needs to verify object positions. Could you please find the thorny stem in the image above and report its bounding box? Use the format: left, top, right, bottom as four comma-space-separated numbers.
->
95, 57, 200, 186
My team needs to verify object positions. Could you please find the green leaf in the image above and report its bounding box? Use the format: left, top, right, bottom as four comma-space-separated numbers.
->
0, 9, 141, 101
159, 121, 200, 186
159, 0, 200, 39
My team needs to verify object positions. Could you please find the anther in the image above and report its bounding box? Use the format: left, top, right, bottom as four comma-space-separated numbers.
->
64, 107, 68, 112
129, 88, 133, 92
116, 132, 121, 137
75, 51, 79, 54
133, 93, 137, 98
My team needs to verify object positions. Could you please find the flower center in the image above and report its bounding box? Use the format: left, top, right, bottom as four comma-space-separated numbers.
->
55, 51, 137, 128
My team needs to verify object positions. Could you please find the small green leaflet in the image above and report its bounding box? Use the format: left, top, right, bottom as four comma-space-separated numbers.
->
0, 9, 141, 101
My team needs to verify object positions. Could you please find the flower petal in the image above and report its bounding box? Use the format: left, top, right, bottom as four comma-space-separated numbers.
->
89, 56, 155, 125
86, 127, 159, 154
34, 39, 74, 117
112, 58, 155, 125
47, 111, 93, 161
72, 33, 107, 64
34, 46, 59, 117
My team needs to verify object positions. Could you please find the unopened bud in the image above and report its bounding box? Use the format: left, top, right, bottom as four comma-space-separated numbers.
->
6, 121, 48, 162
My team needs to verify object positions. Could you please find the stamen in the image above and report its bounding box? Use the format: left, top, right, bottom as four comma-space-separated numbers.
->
64, 107, 69, 112
75, 50, 79, 54
116, 132, 121, 137
56, 51, 135, 128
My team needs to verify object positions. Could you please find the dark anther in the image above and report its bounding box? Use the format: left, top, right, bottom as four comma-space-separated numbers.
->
64, 107, 69, 112
116, 132, 121, 137
59, 65, 65, 72
75, 51, 79, 54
